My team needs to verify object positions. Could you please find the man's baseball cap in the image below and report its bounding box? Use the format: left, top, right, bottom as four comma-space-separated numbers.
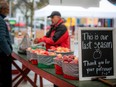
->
47, 11, 61, 18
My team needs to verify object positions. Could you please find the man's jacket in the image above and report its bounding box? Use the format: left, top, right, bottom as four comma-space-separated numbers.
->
38, 19, 70, 50
0, 14, 12, 55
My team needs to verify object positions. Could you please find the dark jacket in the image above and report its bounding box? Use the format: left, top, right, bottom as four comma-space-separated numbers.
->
0, 14, 12, 55
38, 19, 70, 50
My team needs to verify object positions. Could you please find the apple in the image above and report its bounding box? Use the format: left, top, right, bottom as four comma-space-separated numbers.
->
49, 52, 56, 56
63, 48, 70, 52
63, 61, 68, 63
68, 58, 73, 62
70, 60, 75, 64
68, 55, 74, 59
62, 55, 78, 64
63, 55, 68, 61
55, 47, 70, 53
57, 54, 62, 58
39, 50, 45, 54
43, 51, 49, 55
31, 50, 37, 53
27, 47, 31, 51
73, 57, 78, 64
50, 46, 56, 51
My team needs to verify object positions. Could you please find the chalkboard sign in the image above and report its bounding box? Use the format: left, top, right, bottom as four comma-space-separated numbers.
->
78, 28, 115, 80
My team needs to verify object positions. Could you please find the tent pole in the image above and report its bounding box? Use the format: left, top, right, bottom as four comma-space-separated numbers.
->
114, 18, 116, 28
44, 17, 47, 35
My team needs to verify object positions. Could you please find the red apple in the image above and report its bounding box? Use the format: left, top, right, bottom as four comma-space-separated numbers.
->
63, 55, 68, 61
43, 51, 49, 55
57, 54, 62, 58
68, 58, 73, 62
73, 57, 78, 64
70, 60, 75, 64
68, 55, 74, 59
63, 61, 68, 63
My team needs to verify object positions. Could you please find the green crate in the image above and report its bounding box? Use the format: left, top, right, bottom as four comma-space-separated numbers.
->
38, 63, 54, 68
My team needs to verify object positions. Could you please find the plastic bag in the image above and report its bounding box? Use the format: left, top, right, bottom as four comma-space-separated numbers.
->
18, 33, 31, 54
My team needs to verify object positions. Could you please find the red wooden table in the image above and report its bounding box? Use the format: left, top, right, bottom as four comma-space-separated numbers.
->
12, 50, 76, 87
12, 49, 116, 87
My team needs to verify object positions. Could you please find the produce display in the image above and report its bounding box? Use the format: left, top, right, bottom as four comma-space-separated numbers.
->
62, 55, 78, 64
54, 54, 78, 64
27, 47, 56, 56
49, 46, 70, 52
62, 55, 79, 80
49, 46, 74, 56
27, 46, 79, 80
54, 54, 79, 79
55, 47, 70, 52
26, 47, 56, 66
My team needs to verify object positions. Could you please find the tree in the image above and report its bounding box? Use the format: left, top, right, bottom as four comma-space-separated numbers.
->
10, 0, 48, 36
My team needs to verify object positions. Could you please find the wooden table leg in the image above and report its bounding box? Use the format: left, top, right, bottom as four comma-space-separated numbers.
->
12, 73, 22, 82
22, 65, 27, 82
34, 73, 37, 84
40, 76, 43, 87
12, 60, 38, 87
14, 68, 38, 87
13, 68, 30, 87
12, 57, 19, 74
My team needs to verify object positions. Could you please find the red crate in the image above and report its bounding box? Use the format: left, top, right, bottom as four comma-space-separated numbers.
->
30, 59, 38, 65
63, 74, 79, 80
55, 64, 63, 75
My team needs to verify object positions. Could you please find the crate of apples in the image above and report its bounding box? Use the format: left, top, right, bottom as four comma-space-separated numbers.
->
55, 47, 73, 56
62, 55, 78, 64
26, 47, 43, 65
62, 55, 79, 80
36, 50, 56, 67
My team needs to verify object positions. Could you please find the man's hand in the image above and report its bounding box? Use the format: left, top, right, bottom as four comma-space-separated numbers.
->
34, 38, 39, 44
34, 38, 43, 44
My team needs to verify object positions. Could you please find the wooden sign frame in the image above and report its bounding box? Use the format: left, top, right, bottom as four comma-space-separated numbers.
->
78, 27, 116, 81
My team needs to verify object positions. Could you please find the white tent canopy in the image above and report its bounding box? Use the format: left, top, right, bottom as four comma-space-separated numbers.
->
49, 0, 100, 8
34, 5, 116, 19
34, 1, 116, 34
34, 5, 86, 18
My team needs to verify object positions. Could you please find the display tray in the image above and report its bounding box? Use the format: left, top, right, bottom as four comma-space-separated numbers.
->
47, 49, 55, 52
55, 51, 74, 55
18, 50, 27, 55
37, 54, 56, 59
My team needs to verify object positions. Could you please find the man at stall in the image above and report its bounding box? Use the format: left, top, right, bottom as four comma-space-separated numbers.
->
34, 11, 70, 50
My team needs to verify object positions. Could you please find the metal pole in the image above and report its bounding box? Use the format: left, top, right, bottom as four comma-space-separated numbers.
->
9, 0, 12, 17
44, 16, 47, 35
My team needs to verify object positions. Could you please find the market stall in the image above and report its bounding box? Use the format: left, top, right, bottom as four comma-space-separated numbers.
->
12, 47, 116, 87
